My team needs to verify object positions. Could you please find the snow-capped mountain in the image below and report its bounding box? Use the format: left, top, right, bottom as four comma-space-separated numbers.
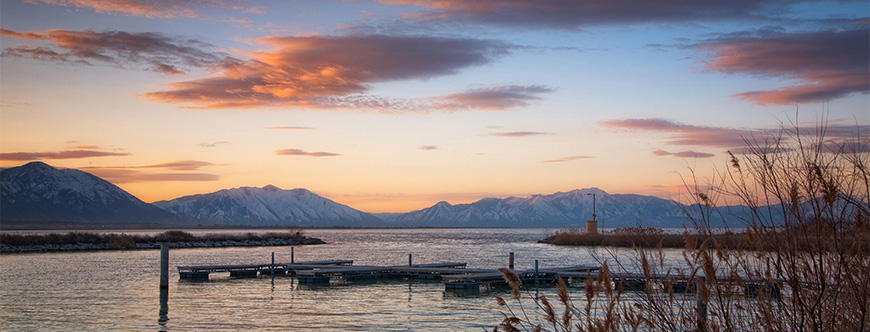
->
0, 161, 179, 225
382, 188, 695, 228
153, 185, 384, 227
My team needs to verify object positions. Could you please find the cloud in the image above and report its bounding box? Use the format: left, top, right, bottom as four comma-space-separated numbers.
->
697, 27, 869, 105
142, 34, 514, 110
434, 85, 554, 110
490, 131, 550, 137
543, 155, 593, 162
79, 160, 217, 170
265, 127, 314, 130
0, 150, 130, 160
419, 145, 439, 150
1, 28, 229, 75
26, 0, 254, 19
653, 149, 715, 158
275, 149, 340, 157
601, 118, 751, 147
199, 141, 230, 148
83, 168, 219, 183
379, 0, 811, 30
603, 118, 870, 151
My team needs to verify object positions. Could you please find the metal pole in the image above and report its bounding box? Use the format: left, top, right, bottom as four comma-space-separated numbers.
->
409, 253, 413, 267
160, 243, 169, 289
509, 252, 514, 270
534, 260, 539, 284
291, 247, 295, 264
271, 252, 275, 276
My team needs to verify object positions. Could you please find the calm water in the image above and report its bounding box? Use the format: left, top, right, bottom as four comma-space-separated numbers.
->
0, 228, 686, 331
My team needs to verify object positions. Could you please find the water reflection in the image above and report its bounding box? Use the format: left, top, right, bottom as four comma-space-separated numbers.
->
158, 288, 169, 331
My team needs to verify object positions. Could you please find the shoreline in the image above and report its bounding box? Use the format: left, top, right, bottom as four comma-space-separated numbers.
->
0, 231, 325, 254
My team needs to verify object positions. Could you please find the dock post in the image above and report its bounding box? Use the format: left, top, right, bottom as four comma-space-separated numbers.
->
409, 253, 413, 267
509, 252, 514, 270
291, 247, 295, 264
271, 252, 275, 276
696, 276, 707, 332
534, 260, 539, 285
160, 242, 169, 289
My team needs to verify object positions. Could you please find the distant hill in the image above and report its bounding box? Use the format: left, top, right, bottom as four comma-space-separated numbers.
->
0, 161, 180, 227
0, 161, 743, 229
152, 185, 385, 227
379, 188, 710, 228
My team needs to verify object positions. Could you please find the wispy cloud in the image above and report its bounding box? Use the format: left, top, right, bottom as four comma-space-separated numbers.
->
1, 28, 230, 75
697, 26, 869, 105
79, 160, 218, 171
265, 126, 314, 130
434, 85, 554, 110
379, 0, 809, 30
83, 168, 219, 183
490, 131, 550, 137
0, 150, 130, 160
419, 145, 439, 150
275, 149, 341, 157
602, 118, 870, 151
653, 149, 715, 158
142, 34, 515, 111
543, 155, 592, 163
26, 0, 258, 19
199, 141, 230, 148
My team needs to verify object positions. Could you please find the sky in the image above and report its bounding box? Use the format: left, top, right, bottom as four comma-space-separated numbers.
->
1, 0, 868, 213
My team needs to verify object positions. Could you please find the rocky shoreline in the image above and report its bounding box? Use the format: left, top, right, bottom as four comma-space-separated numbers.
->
0, 236, 325, 254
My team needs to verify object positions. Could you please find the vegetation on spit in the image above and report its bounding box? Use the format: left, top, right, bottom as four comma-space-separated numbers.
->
495, 116, 869, 332
1, 228, 313, 251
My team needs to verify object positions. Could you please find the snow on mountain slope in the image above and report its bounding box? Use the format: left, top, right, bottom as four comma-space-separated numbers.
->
153, 185, 384, 226
384, 188, 691, 227
0, 161, 179, 224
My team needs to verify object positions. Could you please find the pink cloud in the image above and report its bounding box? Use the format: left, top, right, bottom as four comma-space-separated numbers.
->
265, 127, 314, 130
698, 27, 869, 105
420, 145, 439, 150
0, 150, 130, 160
275, 149, 341, 157
435, 85, 554, 110
603, 118, 870, 152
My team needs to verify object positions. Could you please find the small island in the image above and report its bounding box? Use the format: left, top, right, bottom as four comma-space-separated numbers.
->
0, 230, 325, 254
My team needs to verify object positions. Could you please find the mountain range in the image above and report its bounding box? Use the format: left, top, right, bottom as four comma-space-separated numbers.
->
1, 161, 731, 229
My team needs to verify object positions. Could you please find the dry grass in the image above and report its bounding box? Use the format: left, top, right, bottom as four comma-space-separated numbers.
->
495, 117, 870, 332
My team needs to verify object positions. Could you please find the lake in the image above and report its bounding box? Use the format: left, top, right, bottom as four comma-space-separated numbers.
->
0, 228, 687, 331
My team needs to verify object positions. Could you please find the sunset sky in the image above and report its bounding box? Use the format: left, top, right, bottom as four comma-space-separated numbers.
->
1, 0, 868, 213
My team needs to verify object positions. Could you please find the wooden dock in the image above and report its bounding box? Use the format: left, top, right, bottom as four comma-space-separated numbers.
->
177, 255, 601, 291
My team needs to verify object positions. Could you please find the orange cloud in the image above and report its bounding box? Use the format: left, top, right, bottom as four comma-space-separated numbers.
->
0, 150, 130, 160
143, 34, 514, 111
1, 28, 228, 74
698, 27, 869, 105
275, 149, 340, 157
